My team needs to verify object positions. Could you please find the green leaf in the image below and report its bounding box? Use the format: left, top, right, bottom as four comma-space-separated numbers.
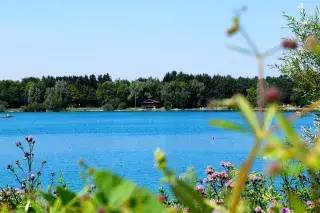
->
171, 180, 212, 213
94, 170, 167, 213
276, 113, 300, 144
263, 104, 277, 131
108, 181, 136, 208
233, 95, 261, 134
41, 192, 57, 206
209, 119, 248, 132
289, 193, 306, 212
56, 186, 78, 206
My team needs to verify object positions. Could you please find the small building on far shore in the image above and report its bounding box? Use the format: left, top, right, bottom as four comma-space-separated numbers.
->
141, 99, 160, 109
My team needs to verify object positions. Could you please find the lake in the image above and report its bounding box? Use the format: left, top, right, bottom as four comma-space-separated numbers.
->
0, 111, 315, 192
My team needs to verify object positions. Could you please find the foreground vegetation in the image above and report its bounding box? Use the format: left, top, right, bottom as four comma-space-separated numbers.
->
2, 4, 320, 213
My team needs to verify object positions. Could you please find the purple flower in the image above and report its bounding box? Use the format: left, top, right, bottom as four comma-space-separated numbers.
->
281, 208, 291, 213
14, 188, 23, 195
255, 206, 262, 213
220, 161, 225, 167
205, 165, 213, 175
203, 178, 208, 183
21, 183, 26, 189
25, 135, 33, 143
225, 180, 234, 188
15, 141, 21, 147
183, 208, 189, 212
30, 174, 36, 180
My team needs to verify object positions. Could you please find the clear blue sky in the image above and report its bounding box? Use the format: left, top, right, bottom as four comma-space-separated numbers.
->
0, 0, 317, 81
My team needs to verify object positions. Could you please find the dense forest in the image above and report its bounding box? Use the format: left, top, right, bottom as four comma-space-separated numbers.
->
0, 71, 297, 112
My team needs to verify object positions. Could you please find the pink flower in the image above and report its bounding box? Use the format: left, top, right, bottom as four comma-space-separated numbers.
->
249, 175, 262, 183
205, 165, 213, 175
218, 171, 229, 180
255, 206, 262, 213
216, 199, 224, 205
225, 180, 234, 188
196, 185, 204, 195
224, 162, 233, 168
25, 135, 33, 143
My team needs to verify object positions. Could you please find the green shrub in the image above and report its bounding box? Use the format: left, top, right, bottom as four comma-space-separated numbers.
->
164, 101, 172, 110
118, 102, 127, 110
0, 101, 8, 112
102, 103, 114, 111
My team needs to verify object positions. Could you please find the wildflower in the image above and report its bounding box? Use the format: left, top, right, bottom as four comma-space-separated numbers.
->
42, 160, 47, 164
24, 152, 30, 158
220, 161, 233, 168
78, 159, 85, 165
183, 208, 189, 212
281, 208, 291, 213
14, 188, 23, 195
307, 201, 315, 209
7, 164, 13, 170
255, 206, 262, 213
51, 172, 55, 176
264, 87, 281, 104
224, 161, 233, 168
97, 207, 106, 213
15, 141, 21, 147
15, 160, 19, 165
205, 165, 214, 175
249, 175, 262, 183
30, 174, 36, 180
196, 185, 205, 196
225, 180, 234, 188
282, 39, 298, 49
21, 183, 26, 189
25, 135, 34, 143
218, 171, 229, 180
216, 199, 224, 205
158, 194, 165, 203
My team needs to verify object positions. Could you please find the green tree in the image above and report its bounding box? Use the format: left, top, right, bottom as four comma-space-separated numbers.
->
271, 5, 320, 105
28, 83, 42, 104
246, 87, 258, 107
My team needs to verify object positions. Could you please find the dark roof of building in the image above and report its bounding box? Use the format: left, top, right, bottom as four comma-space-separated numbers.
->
141, 99, 160, 104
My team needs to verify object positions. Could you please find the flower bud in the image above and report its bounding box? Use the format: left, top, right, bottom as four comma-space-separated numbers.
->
264, 87, 281, 104
282, 39, 297, 49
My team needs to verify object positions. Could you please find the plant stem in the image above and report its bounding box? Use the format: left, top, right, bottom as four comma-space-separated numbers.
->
230, 52, 265, 213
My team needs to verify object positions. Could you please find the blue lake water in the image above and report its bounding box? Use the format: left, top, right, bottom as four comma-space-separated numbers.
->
0, 111, 315, 193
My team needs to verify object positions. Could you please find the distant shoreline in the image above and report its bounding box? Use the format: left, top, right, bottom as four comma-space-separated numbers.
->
4, 106, 306, 113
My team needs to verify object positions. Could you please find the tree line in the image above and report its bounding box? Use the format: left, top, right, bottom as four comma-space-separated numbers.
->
0, 71, 297, 112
